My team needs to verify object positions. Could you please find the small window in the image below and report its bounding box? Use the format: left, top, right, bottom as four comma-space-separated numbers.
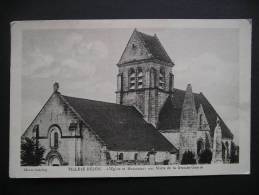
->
137, 68, 143, 89
118, 153, 124, 160
134, 153, 138, 161
159, 68, 165, 89
129, 68, 136, 90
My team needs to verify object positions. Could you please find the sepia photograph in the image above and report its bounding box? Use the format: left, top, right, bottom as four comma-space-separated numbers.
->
9, 19, 251, 177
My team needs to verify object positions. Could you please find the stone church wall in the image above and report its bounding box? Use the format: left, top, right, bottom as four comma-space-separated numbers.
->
108, 151, 176, 164
23, 93, 104, 166
81, 127, 107, 166
117, 61, 172, 126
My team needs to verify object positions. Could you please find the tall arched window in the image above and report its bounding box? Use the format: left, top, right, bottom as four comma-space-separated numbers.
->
54, 132, 59, 148
159, 68, 165, 89
49, 126, 61, 149
137, 67, 143, 89
129, 68, 136, 90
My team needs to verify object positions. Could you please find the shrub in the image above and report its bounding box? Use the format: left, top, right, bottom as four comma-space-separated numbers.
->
198, 149, 212, 164
21, 137, 46, 166
230, 141, 239, 163
181, 151, 196, 164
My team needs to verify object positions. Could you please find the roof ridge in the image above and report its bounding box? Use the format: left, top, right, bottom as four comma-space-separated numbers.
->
174, 87, 201, 96
62, 94, 134, 108
137, 30, 155, 39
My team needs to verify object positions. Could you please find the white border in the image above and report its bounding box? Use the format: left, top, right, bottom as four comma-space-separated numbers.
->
9, 19, 251, 178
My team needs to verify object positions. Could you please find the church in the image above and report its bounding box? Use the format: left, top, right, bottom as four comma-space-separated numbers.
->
22, 29, 234, 166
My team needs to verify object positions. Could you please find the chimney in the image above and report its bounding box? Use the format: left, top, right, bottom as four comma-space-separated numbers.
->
53, 82, 59, 93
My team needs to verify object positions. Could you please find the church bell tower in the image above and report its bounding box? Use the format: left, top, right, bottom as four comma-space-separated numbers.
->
116, 29, 175, 126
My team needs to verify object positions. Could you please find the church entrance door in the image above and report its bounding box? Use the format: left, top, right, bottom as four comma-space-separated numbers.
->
49, 156, 61, 166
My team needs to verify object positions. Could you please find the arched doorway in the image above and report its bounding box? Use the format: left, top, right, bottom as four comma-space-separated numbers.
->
46, 151, 63, 166
49, 156, 61, 166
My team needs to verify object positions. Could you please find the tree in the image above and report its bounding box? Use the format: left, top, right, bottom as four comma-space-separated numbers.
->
198, 149, 212, 164
181, 151, 196, 165
21, 137, 46, 166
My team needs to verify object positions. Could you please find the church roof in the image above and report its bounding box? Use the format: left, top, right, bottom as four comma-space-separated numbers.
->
136, 30, 173, 64
62, 95, 177, 152
158, 88, 234, 139
118, 29, 174, 65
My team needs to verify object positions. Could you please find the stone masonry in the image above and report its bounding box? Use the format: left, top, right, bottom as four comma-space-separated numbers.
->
179, 84, 198, 162
116, 29, 174, 127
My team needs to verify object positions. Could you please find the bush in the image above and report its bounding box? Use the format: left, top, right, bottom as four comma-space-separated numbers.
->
230, 141, 239, 163
181, 151, 196, 165
21, 137, 46, 166
198, 149, 212, 164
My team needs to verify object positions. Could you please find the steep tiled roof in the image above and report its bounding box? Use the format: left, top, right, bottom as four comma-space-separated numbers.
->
158, 89, 234, 139
62, 95, 177, 152
136, 31, 173, 64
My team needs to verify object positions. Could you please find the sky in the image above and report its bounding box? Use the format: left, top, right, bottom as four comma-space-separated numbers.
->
21, 26, 240, 143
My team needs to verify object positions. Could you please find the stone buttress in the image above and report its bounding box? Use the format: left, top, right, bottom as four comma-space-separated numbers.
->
179, 84, 198, 162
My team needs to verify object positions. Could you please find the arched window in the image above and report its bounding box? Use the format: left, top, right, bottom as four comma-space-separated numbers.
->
159, 68, 165, 89
134, 153, 138, 161
54, 132, 59, 148
118, 153, 124, 160
129, 68, 136, 90
49, 126, 61, 149
137, 67, 143, 89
